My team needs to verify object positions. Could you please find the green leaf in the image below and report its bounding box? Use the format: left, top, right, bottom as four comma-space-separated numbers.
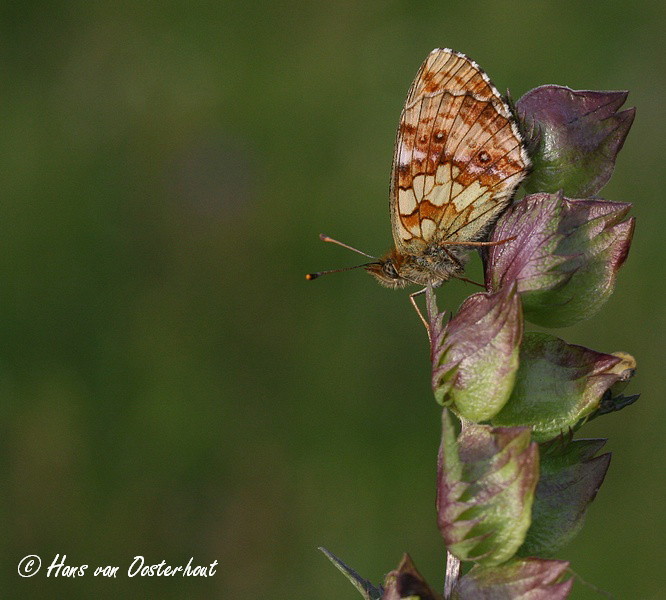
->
437, 410, 539, 566
452, 558, 572, 599
519, 438, 611, 556
491, 333, 623, 441
427, 285, 522, 421
319, 547, 383, 600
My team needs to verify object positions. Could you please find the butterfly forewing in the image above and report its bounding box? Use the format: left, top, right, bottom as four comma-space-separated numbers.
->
390, 49, 530, 254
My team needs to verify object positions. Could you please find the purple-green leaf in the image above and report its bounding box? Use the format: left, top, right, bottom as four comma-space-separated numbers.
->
491, 333, 623, 442
486, 192, 634, 327
381, 554, 442, 600
519, 438, 611, 556
437, 410, 539, 566
452, 558, 572, 599
428, 284, 522, 421
516, 86, 634, 197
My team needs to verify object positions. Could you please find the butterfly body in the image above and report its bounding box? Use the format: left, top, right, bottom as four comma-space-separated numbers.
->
307, 48, 530, 308
367, 244, 466, 289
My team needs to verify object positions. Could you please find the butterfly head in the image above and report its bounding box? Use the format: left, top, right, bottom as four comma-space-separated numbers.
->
364, 250, 410, 289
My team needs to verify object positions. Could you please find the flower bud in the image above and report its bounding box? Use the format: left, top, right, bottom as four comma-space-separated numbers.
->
516, 86, 634, 197
486, 192, 634, 327
428, 285, 522, 421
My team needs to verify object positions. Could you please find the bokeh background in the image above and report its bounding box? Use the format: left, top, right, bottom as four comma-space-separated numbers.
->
0, 1, 664, 598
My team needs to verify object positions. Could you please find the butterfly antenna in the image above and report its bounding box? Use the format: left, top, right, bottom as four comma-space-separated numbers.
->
306, 263, 374, 281
318, 234, 377, 259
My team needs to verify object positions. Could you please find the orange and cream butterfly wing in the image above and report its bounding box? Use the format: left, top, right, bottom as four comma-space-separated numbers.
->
389, 48, 530, 254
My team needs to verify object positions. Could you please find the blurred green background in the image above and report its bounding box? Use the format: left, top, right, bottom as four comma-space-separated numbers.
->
0, 1, 663, 598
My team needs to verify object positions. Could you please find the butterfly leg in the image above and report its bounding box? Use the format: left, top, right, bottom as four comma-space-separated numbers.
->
409, 288, 430, 342
442, 237, 517, 248
441, 245, 465, 270
452, 274, 486, 288
441, 246, 486, 287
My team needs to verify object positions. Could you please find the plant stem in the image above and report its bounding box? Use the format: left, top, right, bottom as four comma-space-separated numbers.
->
444, 550, 460, 599
443, 414, 467, 598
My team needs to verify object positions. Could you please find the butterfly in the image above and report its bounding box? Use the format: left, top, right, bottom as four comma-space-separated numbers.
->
307, 48, 530, 320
